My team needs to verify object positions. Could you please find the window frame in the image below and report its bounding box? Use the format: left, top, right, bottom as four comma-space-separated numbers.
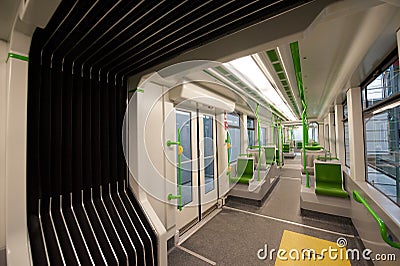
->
227, 112, 241, 163
361, 48, 400, 207
175, 109, 193, 207
247, 116, 255, 147
361, 49, 399, 110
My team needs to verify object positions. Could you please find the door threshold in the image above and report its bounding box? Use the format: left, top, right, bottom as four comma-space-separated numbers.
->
177, 207, 222, 245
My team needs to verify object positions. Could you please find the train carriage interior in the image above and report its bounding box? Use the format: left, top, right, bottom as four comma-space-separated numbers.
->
2, 0, 400, 265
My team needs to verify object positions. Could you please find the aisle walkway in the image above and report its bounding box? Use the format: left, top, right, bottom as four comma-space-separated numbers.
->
168, 156, 371, 265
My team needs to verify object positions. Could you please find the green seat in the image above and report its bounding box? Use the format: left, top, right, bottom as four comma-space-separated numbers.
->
296, 141, 302, 149
230, 158, 254, 184
264, 147, 275, 164
305, 145, 323, 150
315, 163, 348, 198
282, 143, 290, 153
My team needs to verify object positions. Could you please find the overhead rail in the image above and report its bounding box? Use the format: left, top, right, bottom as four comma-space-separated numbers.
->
353, 190, 400, 249
290, 41, 310, 188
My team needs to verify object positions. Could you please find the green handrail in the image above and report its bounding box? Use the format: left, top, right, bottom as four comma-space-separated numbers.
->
353, 190, 400, 249
167, 128, 183, 211
290, 41, 310, 188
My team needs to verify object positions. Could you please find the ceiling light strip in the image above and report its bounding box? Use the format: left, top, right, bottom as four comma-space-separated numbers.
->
205, 68, 287, 121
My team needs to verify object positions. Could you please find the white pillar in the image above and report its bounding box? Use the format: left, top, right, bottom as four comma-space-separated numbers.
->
335, 104, 345, 164
328, 112, 336, 157
217, 113, 230, 196
0, 40, 7, 257
6, 31, 31, 265
318, 122, 324, 146
347, 87, 365, 181
397, 29, 400, 59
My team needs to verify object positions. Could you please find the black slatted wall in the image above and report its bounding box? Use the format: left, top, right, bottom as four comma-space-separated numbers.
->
26, 0, 312, 265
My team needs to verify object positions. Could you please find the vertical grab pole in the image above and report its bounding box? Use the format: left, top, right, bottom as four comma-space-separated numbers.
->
167, 128, 183, 211
291, 41, 310, 188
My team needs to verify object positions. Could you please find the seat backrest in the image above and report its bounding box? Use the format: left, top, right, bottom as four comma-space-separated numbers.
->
315, 163, 343, 189
236, 158, 254, 177
264, 146, 275, 164
282, 143, 290, 152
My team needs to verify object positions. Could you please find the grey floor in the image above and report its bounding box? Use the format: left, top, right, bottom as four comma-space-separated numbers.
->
168, 155, 372, 265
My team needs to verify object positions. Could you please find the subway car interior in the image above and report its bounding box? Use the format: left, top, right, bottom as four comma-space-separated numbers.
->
1, 0, 400, 265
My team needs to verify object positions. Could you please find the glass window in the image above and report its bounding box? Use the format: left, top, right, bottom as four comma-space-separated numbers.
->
308, 122, 319, 144
364, 105, 400, 206
227, 113, 240, 162
293, 126, 302, 142
344, 121, 350, 167
364, 58, 399, 108
260, 127, 267, 146
203, 115, 214, 194
176, 111, 192, 206
247, 117, 255, 147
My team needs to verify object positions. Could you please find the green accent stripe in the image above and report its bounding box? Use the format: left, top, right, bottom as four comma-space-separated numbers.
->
128, 88, 144, 93
6, 53, 29, 63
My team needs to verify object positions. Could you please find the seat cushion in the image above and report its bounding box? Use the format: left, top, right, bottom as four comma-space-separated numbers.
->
315, 186, 349, 198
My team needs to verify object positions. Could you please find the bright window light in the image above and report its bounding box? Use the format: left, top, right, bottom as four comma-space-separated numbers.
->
224, 55, 297, 121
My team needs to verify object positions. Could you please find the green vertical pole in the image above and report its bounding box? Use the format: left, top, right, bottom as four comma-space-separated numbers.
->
291, 41, 310, 188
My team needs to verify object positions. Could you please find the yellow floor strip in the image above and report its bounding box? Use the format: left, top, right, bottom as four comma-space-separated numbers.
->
275, 230, 351, 265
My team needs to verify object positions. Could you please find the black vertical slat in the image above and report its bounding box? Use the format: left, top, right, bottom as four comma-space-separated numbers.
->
126, 189, 158, 263
50, 63, 77, 263
91, 72, 102, 197
39, 65, 52, 201
109, 75, 118, 190
82, 73, 93, 197
117, 75, 127, 184
72, 72, 83, 204
41, 213, 63, 265
62, 69, 74, 198
100, 75, 110, 192
93, 197, 129, 265
51, 59, 63, 200
73, 70, 104, 265
92, 72, 128, 264
27, 29, 48, 265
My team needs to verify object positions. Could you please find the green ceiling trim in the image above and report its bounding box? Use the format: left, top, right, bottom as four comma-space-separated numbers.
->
215, 66, 229, 75
272, 63, 283, 72
266, 50, 279, 63
266, 49, 300, 118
